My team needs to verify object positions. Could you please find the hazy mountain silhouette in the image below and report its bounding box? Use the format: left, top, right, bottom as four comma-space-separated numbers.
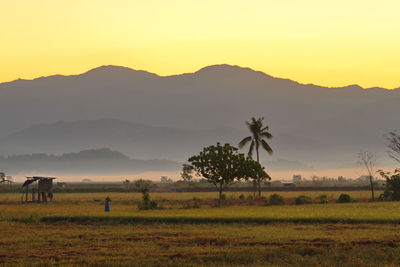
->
0, 119, 241, 161
0, 64, 399, 170
0, 148, 180, 175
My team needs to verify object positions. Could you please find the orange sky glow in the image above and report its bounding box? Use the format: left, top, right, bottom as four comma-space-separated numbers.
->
1, 0, 400, 88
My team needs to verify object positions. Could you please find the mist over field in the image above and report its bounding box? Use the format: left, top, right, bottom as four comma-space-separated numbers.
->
0, 64, 398, 179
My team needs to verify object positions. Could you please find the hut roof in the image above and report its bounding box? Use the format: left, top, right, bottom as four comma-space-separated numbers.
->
23, 176, 56, 187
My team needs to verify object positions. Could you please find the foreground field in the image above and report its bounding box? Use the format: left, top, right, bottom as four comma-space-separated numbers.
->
1, 221, 400, 266
1, 202, 400, 224
1, 192, 399, 266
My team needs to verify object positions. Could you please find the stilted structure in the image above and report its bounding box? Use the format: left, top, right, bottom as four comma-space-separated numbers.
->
22, 176, 56, 203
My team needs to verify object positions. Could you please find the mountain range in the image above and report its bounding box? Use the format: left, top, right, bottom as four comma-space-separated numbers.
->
0, 148, 180, 175
0, 64, 399, 173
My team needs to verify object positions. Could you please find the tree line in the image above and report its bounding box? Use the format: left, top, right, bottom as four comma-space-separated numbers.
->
182, 117, 400, 204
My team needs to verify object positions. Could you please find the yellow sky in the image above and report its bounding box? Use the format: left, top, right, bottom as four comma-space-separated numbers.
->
1, 0, 399, 88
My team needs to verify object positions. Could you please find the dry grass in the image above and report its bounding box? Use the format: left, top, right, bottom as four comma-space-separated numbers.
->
1, 221, 400, 266
0, 191, 399, 266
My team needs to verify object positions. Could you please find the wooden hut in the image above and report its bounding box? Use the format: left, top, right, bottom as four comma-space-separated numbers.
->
22, 176, 56, 202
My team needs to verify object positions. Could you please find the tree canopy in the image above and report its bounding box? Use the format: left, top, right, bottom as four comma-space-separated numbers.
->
182, 143, 269, 204
379, 169, 400, 200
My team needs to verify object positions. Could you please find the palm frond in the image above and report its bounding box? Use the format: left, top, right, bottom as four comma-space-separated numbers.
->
260, 131, 273, 139
260, 139, 273, 155
248, 140, 255, 158
239, 136, 252, 148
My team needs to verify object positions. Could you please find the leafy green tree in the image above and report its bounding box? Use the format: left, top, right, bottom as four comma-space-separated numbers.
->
182, 143, 268, 205
378, 169, 400, 200
239, 117, 273, 196
241, 156, 271, 196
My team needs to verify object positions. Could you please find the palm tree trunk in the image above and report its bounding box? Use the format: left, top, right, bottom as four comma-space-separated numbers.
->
256, 147, 261, 197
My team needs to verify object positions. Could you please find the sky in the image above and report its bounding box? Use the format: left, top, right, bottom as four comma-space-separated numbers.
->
1, 0, 399, 88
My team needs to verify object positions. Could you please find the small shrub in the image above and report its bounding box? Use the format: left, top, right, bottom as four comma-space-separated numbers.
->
138, 200, 159, 210
337, 193, 352, 203
246, 195, 254, 200
269, 193, 284, 205
295, 195, 312, 205
138, 188, 159, 210
318, 194, 328, 204
238, 194, 245, 200
149, 201, 158, 209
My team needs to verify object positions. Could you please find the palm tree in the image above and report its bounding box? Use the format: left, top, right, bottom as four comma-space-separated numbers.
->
239, 117, 273, 196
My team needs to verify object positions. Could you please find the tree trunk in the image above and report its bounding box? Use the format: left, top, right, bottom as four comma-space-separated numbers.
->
369, 175, 375, 201
256, 146, 261, 197
218, 185, 223, 206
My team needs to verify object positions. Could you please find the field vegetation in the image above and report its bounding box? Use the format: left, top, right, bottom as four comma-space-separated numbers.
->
0, 191, 400, 265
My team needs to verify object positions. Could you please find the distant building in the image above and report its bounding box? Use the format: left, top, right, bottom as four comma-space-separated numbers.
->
160, 176, 173, 183
56, 182, 67, 188
281, 180, 295, 186
292, 175, 302, 182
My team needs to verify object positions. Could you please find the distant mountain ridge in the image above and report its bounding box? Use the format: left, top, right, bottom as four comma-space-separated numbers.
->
0, 148, 180, 175
0, 64, 399, 170
3, 64, 399, 90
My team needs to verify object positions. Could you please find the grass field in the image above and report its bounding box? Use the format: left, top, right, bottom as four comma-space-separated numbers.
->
0, 190, 382, 203
1, 191, 399, 266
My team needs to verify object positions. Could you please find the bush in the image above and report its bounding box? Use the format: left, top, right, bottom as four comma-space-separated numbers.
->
246, 195, 254, 200
269, 193, 284, 205
138, 188, 159, 210
337, 193, 352, 203
379, 169, 400, 200
295, 195, 312, 205
138, 200, 159, 210
238, 194, 245, 200
318, 194, 328, 204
